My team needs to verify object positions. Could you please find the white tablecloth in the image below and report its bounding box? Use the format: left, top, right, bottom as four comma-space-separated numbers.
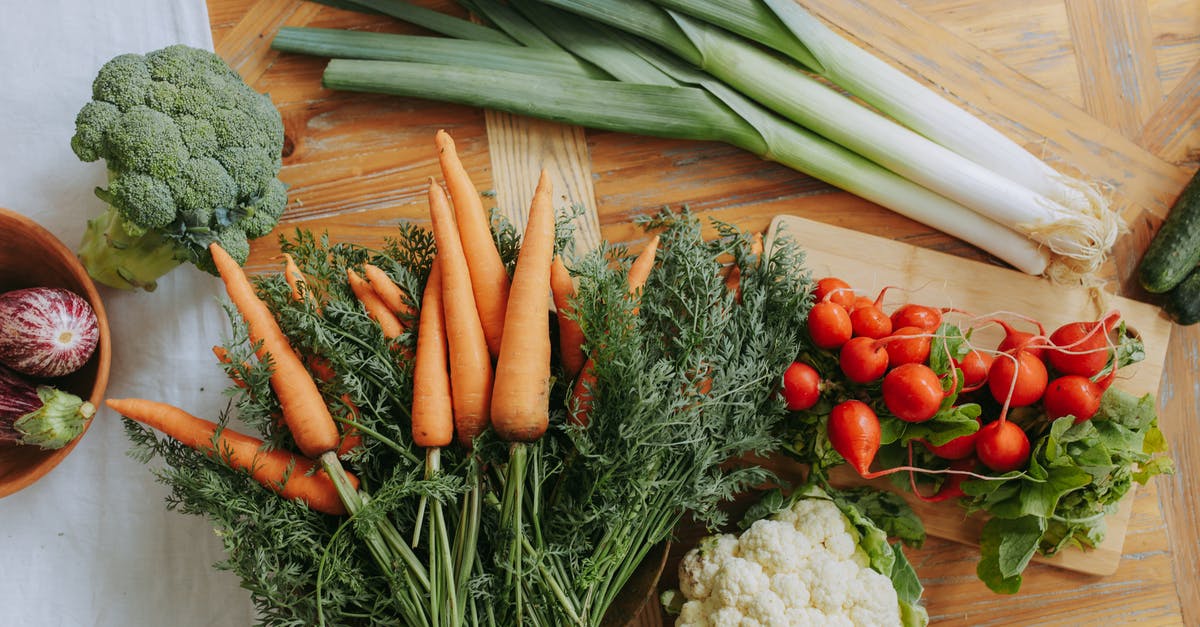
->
0, 1, 257, 624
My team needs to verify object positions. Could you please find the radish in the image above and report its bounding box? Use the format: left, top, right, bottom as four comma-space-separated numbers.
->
0, 364, 95, 449
993, 318, 1046, 359
1046, 312, 1119, 377
839, 336, 889, 383
882, 363, 944, 422
922, 417, 982, 460
1043, 365, 1117, 423
850, 304, 892, 339
827, 399, 882, 476
883, 326, 932, 366
955, 349, 994, 391
781, 361, 821, 410
814, 276, 856, 310
0, 287, 99, 378
890, 303, 942, 331
987, 349, 1048, 407
807, 301, 852, 349
975, 420, 1031, 472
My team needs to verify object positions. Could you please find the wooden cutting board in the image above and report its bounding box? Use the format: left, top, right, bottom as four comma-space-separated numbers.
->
764, 214, 1172, 576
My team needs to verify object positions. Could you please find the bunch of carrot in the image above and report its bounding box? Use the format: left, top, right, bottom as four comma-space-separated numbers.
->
113, 130, 703, 626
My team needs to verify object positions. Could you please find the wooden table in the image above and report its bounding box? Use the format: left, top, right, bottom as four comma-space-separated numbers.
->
208, 1, 1199, 624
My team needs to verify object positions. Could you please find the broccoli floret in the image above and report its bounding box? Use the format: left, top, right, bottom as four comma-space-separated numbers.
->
105, 106, 188, 178
70, 101, 121, 162
70, 44, 288, 291
108, 171, 177, 234
239, 178, 289, 240
92, 54, 153, 111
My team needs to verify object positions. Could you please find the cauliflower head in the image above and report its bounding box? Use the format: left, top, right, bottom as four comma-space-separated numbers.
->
673, 495, 917, 627
71, 45, 287, 290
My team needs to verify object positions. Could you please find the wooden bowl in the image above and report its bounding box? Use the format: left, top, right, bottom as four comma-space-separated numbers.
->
0, 207, 111, 498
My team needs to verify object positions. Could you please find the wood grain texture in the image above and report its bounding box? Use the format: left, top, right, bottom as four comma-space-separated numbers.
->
1066, 0, 1163, 138
205, 0, 1199, 624
484, 112, 601, 255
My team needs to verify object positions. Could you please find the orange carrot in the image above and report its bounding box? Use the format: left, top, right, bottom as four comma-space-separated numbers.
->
628, 235, 660, 316
411, 257, 454, 448
569, 365, 596, 427
550, 256, 586, 381
347, 268, 404, 339
570, 235, 661, 427
282, 253, 308, 303
492, 171, 555, 443
209, 243, 341, 458
107, 398, 356, 516
363, 263, 416, 319
435, 130, 510, 358
723, 232, 763, 302
212, 345, 248, 389
627, 235, 660, 293
427, 179, 494, 447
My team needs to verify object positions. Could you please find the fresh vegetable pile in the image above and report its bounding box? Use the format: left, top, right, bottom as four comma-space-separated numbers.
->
0, 287, 99, 449
780, 276, 1173, 593
111, 132, 815, 625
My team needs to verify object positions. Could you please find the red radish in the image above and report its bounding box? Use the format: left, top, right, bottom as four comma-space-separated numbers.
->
850, 305, 892, 339
827, 400, 881, 476
987, 350, 1048, 407
884, 326, 932, 366
882, 363, 944, 422
1043, 365, 1117, 423
890, 304, 942, 331
839, 336, 889, 383
993, 319, 1046, 359
0, 363, 94, 449
1047, 312, 1119, 377
814, 277, 856, 309
955, 349, 993, 390
851, 295, 874, 310
0, 288, 99, 378
808, 301, 852, 349
922, 417, 982, 460
781, 362, 821, 411
975, 420, 1031, 472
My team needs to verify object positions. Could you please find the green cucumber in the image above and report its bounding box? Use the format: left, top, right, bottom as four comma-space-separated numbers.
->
1139, 168, 1200, 293
1163, 265, 1200, 326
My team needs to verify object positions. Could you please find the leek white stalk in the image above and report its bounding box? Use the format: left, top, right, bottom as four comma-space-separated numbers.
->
649, 0, 1121, 279
537, 0, 1116, 279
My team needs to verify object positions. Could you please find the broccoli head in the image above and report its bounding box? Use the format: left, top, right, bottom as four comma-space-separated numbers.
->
71, 44, 288, 291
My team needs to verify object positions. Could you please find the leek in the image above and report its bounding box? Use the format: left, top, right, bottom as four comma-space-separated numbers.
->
321, 57, 1048, 274
654, 0, 1120, 276
272, 0, 1104, 277
535, 0, 1114, 278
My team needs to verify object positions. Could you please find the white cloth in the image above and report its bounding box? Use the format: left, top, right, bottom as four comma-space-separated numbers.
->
0, 1, 256, 625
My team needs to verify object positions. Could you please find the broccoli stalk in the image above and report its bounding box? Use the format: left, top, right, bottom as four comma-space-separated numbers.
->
71, 45, 288, 291
77, 198, 188, 291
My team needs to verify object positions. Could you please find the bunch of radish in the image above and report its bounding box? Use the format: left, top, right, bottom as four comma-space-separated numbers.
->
782, 276, 1126, 498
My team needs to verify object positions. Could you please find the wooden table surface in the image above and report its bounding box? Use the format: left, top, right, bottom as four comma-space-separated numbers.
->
208, 1, 1200, 625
